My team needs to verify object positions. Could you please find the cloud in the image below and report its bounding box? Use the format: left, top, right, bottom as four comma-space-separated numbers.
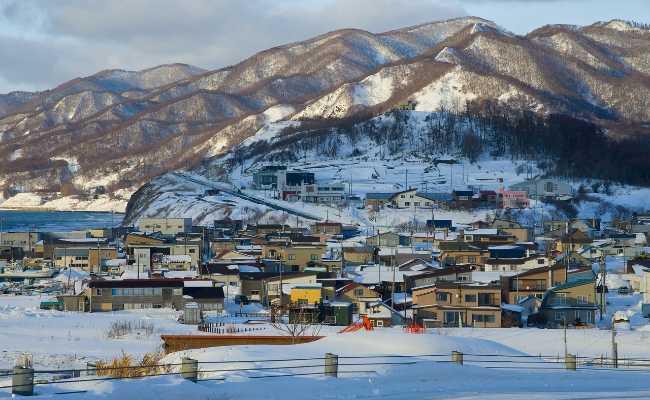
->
0, 0, 465, 93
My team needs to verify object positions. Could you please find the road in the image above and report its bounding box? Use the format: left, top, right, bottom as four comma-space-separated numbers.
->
171, 172, 321, 221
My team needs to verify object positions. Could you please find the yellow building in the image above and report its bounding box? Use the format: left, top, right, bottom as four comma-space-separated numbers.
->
262, 242, 326, 271
290, 284, 323, 305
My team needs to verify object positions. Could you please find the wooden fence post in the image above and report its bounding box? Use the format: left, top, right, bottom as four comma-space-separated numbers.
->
324, 353, 339, 378
451, 351, 463, 366
12, 366, 34, 396
181, 357, 199, 382
565, 354, 577, 371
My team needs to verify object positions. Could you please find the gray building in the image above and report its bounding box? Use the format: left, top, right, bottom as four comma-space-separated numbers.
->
510, 179, 573, 200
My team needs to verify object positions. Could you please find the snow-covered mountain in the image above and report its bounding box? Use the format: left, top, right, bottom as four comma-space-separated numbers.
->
2, 17, 650, 213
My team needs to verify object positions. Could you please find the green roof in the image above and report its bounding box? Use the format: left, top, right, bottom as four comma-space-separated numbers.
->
550, 278, 595, 292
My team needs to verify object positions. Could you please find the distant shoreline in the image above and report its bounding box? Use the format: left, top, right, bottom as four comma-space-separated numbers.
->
0, 208, 125, 215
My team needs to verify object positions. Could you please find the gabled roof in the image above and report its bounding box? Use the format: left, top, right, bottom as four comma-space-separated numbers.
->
417, 192, 452, 202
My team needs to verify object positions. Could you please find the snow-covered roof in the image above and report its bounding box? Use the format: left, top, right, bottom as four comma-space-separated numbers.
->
225, 264, 261, 273
184, 280, 214, 288
465, 229, 498, 236
163, 255, 192, 263
164, 270, 198, 278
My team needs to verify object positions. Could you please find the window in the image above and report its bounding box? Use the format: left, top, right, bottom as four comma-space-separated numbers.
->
464, 294, 477, 303
425, 202, 431, 206
400, 195, 405, 199
96, 288, 103, 296
173, 288, 182, 296
436, 292, 449, 302
189, 249, 196, 253
288, 254, 296, 260
111, 288, 123, 296
376, 320, 384, 327
354, 288, 364, 297
537, 259, 546, 265
468, 256, 476, 264
545, 182, 554, 192
556, 293, 567, 305
472, 314, 496, 323
310, 255, 319, 261
478, 293, 494, 306
577, 295, 588, 304
555, 312, 565, 322
414, 202, 420, 207
404, 202, 410, 206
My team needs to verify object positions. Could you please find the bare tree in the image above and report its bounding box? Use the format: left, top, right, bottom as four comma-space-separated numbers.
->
270, 306, 322, 343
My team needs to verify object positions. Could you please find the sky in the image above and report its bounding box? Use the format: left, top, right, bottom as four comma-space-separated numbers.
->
0, 0, 649, 94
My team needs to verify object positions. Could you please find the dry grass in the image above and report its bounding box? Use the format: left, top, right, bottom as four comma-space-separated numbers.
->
95, 351, 170, 378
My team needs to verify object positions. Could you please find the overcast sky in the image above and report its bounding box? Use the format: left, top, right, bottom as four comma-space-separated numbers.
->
1, 0, 649, 93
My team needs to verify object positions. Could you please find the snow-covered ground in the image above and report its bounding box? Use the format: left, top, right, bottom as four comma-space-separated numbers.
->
3, 325, 650, 399
0, 192, 129, 213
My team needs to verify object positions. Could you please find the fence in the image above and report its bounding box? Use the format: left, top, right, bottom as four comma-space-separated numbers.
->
4, 351, 650, 396
198, 322, 267, 334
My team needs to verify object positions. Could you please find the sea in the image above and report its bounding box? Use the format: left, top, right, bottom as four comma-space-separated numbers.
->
0, 210, 124, 232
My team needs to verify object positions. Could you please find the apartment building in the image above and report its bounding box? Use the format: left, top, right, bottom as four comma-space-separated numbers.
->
412, 281, 502, 328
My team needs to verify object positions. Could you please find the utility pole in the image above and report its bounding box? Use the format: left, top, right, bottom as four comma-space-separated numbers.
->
599, 255, 606, 321
611, 320, 618, 368
564, 314, 569, 359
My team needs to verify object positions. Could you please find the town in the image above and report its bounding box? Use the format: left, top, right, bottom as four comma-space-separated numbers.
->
2, 167, 648, 335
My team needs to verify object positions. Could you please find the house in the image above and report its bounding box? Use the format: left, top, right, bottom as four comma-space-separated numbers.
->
336, 282, 381, 314
0, 232, 40, 256
412, 281, 502, 328
500, 265, 567, 304
311, 222, 343, 236
461, 229, 516, 246
289, 284, 323, 305
363, 301, 407, 327
136, 218, 192, 236
553, 229, 593, 253
452, 190, 475, 208
510, 178, 573, 200
239, 271, 318, 304
366, 232, 410, 248
213, 218, 244, 234
364, 193, 394, 210
86, 279, 185, 312
262, 272, 320, 305
484, 245, 550, 272
426, 219, 453, 231
53, 245, 118, 273
479, 190, 498, 205
182, 281, 225, 312
390, 189, 451, 209
499, 190, 530, 209
438, 241, 488, 267
538, 279, 599, 327
405, 265, 476, 292
261, 241, 327, 271
343, 246, 376, 265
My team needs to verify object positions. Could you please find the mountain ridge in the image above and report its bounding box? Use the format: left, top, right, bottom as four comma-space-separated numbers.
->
1, 17, 649, 211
